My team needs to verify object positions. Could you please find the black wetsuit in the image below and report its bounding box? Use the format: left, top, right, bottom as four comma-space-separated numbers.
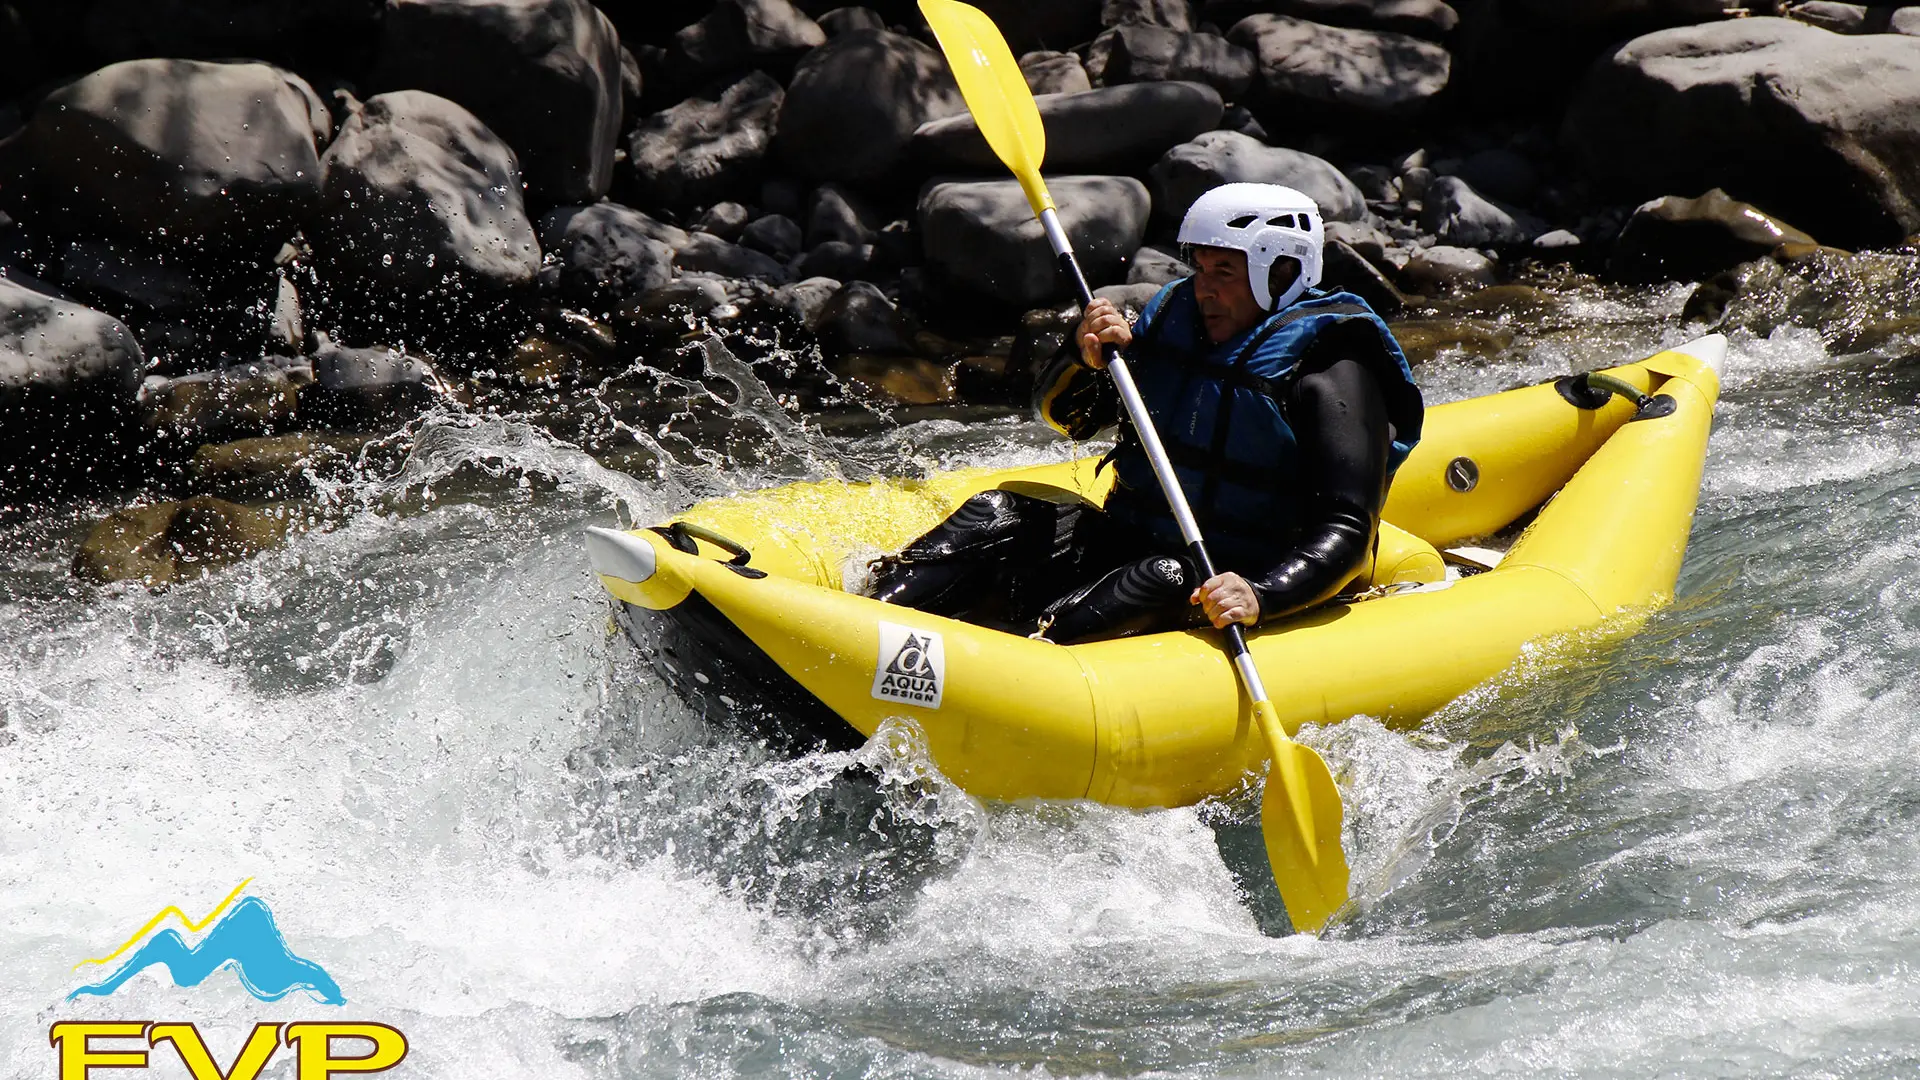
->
869, 308, 1413, 644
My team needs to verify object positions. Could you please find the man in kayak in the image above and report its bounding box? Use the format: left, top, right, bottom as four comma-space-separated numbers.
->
869, 182, 1423, 643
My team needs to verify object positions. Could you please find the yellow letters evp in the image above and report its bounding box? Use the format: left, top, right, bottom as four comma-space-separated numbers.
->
50, 1021, 408, 1080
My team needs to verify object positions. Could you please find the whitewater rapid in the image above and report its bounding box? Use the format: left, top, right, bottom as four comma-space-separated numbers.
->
6, 307, 1920, 1077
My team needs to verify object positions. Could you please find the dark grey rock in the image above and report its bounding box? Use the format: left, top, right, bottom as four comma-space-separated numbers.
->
370, 0, 622, 203
818, 6, 886, 37
1564, 17, 1920, 246
1267, 0, 1457, 41
671, 0, 825, 78
26, 59, 328, 252
741, 213, 804, 260
1420, 176, 1541, 247
1216, 104, 1269, 142
1149, 130, 1367, 228
775, 29, 966, 182
1128, 244, 1194, 285
0, 277, 144, 406
807, 183, 882, 247
311, 91, 540, 294
1101, 0, 1194, 30
675, 232, 791, 282
1020, 51, 1094, 95
1229, 14, 1451, 117
626, 70, 784, 211
630, 275, 732, 318
917, 82, 1223, 174
1344, 164, 1398, 203
766, 275, 842, 326
1321, 238, 1405, 317
699, 201, 753, 242
1610, 188, 1815, 284
1325, 219, 1392, 265
303, 332, 461, 425
1783, 1, 1884, 33
538, 202, 677, 304
920, 175, 1150, 307
1093, 281, 1163, 316
1399, 244, 1496, 294
795, 240, 876, 281
1085, 26, 1255, 100
815, 281, 916, 354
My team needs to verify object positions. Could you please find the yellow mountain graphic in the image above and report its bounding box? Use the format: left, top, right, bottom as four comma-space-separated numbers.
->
72, 878, 253, 971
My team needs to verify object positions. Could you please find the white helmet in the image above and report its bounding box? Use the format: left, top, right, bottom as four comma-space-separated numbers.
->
1177, 183, 1324, 311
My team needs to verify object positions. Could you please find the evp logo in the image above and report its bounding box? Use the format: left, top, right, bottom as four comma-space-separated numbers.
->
54, 880, 408, 1079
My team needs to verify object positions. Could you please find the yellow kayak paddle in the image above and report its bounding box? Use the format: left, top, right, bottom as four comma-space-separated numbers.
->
918, 0, 1352, 934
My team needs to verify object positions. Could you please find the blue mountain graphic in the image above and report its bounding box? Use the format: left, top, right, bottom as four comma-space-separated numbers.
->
69, 896, 345, 1005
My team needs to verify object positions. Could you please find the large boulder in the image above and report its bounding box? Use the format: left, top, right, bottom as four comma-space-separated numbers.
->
1563, 18, 1920, 247
626, 71, 783, 210
775, 28, 965, 183
1149, 130, 1367, 227
538, 203, 677, 305
25, 59, 329, 252
1266, 0, 1457, 41
915, 82, 1222, 175
1228, 14, 1451, 118
919, 176, 1150, 307
369, 0, 623, 203
1085, 26, 1256, 100
0, 277, 144, 409
1610, 188, 1816, 284
669, 0, 825, 80
311, 91, 541, 295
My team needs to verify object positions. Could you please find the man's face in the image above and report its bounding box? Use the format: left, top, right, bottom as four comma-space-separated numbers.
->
1190, 247, 1283, 344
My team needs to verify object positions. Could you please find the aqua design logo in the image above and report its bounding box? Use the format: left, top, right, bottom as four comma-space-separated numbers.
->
872, 620, 945, 708
69, 879, 344, 1006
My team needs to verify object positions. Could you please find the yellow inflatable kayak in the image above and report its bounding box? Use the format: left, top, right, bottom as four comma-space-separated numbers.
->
586, 334, 1724, 809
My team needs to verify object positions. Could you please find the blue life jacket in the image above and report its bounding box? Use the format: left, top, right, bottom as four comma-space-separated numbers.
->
1104, 280, 1421, 564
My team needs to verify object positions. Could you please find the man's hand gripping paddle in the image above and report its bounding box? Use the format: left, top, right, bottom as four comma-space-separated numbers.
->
917, 0, 1351, 934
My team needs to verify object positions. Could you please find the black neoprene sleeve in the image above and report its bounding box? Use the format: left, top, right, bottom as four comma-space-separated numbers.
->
1246, 349, 1394, 623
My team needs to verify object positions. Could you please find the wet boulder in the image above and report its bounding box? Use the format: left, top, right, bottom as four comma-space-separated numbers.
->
1610, 188, 1816, 284
1228, 14, 1451, 118
1085, 26, 1255, 100
1020, 51, 1094, 95
919, 176, 1150, 308
0, 277, 144, 417
311, 91, 541, 295
1563, 18, 1920, 247
1149, 130, 1366, 228
538, 202, 677, 307
697, 202, 752, 242
370, 0, 623, 203
674, 232, 791, 283
1398, 245, 1496, 295
301, 332, 463, 426
627, 72, 784, 211
74, 495, 293, 588
1419, 176, 1542, 247
814, 281, 917, 355
775, 28, 965, 183
916, 82, 1222, 175
765, 275, 842, 327
669, 0, 825, 81
25, 59, 329, 253
139, 360, 303, 438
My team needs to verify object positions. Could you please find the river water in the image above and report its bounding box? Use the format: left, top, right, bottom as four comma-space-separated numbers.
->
6, 283, 1920, 1078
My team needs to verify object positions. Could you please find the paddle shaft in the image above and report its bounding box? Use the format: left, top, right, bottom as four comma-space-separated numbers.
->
1041, 209, 1274, 707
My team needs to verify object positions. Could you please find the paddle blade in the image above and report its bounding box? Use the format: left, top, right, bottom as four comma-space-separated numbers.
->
1256, 704, 1351, 934
917, 0, 1053, 214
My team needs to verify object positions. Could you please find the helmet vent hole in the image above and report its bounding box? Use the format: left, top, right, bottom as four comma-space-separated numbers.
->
1225, 214, 1259, 229
1269, 214, 1296, 227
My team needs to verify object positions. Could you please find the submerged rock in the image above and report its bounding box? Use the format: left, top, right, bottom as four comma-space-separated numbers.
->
370, 0, 623, 202
26, 59, 329, 253
74, 495, 294, 587
1610, 188, 1816, 284
311, 91, 540, 295
192, 433, 379, 499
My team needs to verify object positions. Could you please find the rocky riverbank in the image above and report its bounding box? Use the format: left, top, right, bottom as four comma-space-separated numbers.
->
4, 0, 1920, 584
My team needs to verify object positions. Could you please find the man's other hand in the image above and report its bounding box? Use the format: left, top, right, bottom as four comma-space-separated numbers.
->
1193, 572, 1260, 628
